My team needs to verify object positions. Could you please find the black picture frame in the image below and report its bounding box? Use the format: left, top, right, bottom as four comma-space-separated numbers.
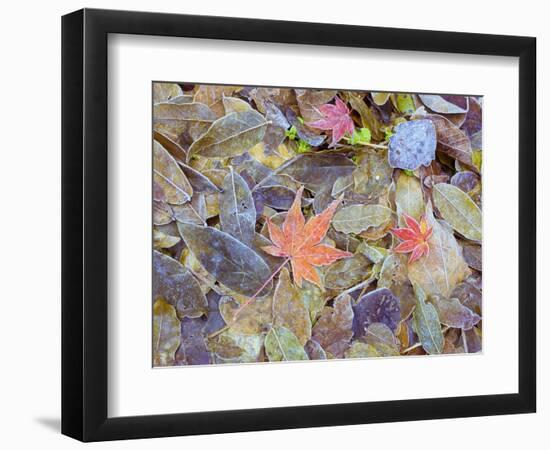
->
62, 8, 536, 442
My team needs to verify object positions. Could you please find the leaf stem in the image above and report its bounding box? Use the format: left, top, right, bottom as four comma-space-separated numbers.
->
342, 137, 388, 149
233, 257, 291, 318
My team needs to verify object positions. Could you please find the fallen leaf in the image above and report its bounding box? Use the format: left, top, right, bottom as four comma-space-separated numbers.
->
324, 254, 371, 290
419, 94, 468, 114
219, 295, 272, 335
281, 153, 356, 193
429, 295, 481, 330
153, 102, 216, 141
153, 141, 193, 205
332, 204, 393, 235
262, 186, 353, 288
408, 203, 470, 297
153, 250, 208, 319
312, 295, 354, 358
307, 96, 355, 147
391, 213, 433, 263
412, 285, 444, 354
433, 183, 482, 241
265, 326, 309, 362
175, 317, 211, 366
189, 109, 268, 159
353, 288, 401, 336
304, 339, 327, 360
395, 172, 424, 222
388, 119, 437, 170
272, 268, 312, 345
219, 169, 256, 246
153, 298, 181, 366
427, 114, 474, 169
153, 82, 184, 103
210, 329, 263, 363
178, 223, 273, 297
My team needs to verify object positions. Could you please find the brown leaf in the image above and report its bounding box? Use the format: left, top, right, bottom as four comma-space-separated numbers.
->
153, 141, 193, 205
272, 268, 312, 345
312, 294, 354, 358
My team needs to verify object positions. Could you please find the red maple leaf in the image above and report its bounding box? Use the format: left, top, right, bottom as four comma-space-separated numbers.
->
307, 96, 355, 147
262, 186, 353, 288
391, 213, 433, 263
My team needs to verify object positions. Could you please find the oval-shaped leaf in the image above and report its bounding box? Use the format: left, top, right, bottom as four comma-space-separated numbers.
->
153, 82, 183, 103
433, 183, 482, 241
177, 223, 272, 297
219, 169, 256, 245
272, 268, 311, 345
189, 109, 268, 159
153, 102, 216, 140
153, 141, 193, 205
333, 204, 393, 235
426, 114, 474, 168
153, 298, 181, 366
265, 326, 309, 362
430, 295, 481, 330
412, 285, 444, 354
280, 153, 355, 192
324, 254, 371, 290
219, 295, 272, 335
419, 95, 468, 114
153, 250, 208, 319
395, 172, 424, 222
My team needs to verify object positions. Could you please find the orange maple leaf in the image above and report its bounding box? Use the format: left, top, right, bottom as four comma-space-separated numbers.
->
262, 186, 353, 288
390, 213, 433, 263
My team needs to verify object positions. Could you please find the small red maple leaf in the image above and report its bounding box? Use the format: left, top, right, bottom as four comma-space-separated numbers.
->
307, 96, 355, 147
390, 213, 433, 263
262, 186, 353, 288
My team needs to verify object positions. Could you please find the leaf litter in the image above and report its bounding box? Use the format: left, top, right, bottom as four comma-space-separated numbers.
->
152, 83, 483, 366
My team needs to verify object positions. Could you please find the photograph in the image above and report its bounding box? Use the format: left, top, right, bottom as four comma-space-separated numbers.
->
152, 83, 483, 366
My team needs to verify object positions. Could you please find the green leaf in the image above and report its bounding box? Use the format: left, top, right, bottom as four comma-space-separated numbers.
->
189, 109, 268, 159
412, 285, 444, 354
350, 127, 372, 145
394, 93, 416, 114
332, 204, 393, 234
285, 125, 298, 140
265, 326, 309, 362
153, 298, 181, 366
433, 183, 482, 241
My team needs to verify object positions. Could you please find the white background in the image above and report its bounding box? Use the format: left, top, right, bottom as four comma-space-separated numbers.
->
109, 35, 518, 417
0, 0, 546, 448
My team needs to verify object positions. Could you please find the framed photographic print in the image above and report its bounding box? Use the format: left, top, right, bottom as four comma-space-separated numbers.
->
62, 8, 536, 442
